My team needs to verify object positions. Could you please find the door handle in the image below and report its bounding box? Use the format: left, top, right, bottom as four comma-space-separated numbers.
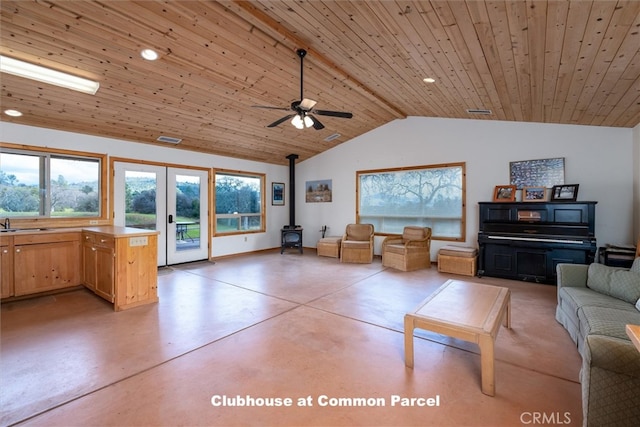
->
168, 214, 173, 224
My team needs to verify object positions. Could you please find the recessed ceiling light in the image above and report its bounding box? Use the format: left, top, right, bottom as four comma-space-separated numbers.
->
140, 49, 159, 61
4, 109, 23, 117
423, 77, 436, 83
0, 55, 99, 95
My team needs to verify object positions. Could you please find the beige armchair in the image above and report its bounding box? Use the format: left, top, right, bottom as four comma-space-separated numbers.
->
382, 226, 432, 271
340, 223, 375, 263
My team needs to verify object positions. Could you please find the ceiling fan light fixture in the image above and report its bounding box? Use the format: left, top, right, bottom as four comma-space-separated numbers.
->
0, 55, 99, 95
291, 114, 304, 129
303, 115, 314, 128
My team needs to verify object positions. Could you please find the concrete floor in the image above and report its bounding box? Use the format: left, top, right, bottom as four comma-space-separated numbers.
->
1, 250, 583, 426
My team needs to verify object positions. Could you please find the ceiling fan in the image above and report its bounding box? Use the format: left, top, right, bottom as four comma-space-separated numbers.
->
252, 49, 353, 130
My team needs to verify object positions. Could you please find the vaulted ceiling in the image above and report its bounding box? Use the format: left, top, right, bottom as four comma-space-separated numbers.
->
1, 1, 639, 165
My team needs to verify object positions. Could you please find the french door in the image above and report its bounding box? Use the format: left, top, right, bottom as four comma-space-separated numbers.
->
113, 162, 209, 266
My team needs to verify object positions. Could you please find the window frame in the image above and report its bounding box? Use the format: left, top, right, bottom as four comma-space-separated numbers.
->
213, 168, 266, 236
356, 162, 466, 241
0, 143, 108, 228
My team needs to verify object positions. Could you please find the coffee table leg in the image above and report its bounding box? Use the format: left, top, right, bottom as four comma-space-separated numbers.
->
478, 334, 495, 396
404, 315, 414, 368
503, 293, 511, 329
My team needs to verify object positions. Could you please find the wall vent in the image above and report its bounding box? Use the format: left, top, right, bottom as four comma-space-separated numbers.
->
156, 135, 182, 144
466, 109, 492, 115
324, 133, 341, 142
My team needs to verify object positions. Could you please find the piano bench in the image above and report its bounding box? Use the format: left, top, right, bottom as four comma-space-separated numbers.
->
438, 246, 478, 277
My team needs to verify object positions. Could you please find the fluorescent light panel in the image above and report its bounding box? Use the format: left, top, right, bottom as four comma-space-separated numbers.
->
0, 55, 99, 95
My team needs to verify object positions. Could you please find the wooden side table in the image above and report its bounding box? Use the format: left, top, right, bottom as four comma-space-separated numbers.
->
626, 324, 640, 352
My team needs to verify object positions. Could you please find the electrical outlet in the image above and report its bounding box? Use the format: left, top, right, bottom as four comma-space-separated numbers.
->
129, 236, 148, 247
244, 236, 248, 242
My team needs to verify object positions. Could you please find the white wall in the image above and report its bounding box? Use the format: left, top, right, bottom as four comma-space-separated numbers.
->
297, 117, 634, 258
2, 118, 635, 260
0, 123, 289, 257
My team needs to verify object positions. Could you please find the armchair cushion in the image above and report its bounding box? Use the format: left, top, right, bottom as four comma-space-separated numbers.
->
344, 224, 374, 241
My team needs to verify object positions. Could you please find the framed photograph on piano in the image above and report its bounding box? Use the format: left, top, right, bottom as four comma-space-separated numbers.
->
493, 185, 516, 202
523, 186, 547, 202
551, 184, 579, 201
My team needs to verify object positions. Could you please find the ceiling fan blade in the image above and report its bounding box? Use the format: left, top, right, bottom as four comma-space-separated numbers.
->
300, 98, 317, 111
267, 114, 295, 128
314, 110, 353, 119
308, 114, 325, 130
252, 105, 290, 111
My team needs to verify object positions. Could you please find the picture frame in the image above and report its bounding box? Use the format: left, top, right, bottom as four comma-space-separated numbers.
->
550, 184, 579, 202
271, 182, 285, 206
493, 185, 516, 202
522, 186, 547, 202
509, 157, 565, 189
305, 179, 332, 203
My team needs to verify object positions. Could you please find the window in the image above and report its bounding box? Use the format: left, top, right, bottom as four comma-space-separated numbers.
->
214, 170, 265, 234
357, 163, 466, 240
0, 148, 102, 218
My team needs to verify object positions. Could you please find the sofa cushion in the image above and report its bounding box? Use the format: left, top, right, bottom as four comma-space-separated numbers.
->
609, 269, 640, 304
578, 305, 640, 341
636, 298, 640, 312
631, 257, 640, 273
559, 287, 635, 317
586, 263, 640, 304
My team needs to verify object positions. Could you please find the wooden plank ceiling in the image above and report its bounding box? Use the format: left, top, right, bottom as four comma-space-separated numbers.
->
1, 1, 639, 165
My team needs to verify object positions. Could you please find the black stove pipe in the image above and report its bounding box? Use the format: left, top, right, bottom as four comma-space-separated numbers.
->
286, 154, 299, 227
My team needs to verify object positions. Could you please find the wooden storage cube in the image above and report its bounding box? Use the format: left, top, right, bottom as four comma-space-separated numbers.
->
317, 237, 341, 258
438, 252, 477, 277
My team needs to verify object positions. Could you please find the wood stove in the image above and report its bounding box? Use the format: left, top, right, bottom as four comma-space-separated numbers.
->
281, 154, 303, 254
281, 225, 303, 254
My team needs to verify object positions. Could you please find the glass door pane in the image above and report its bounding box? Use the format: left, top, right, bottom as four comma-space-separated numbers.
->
124, 171, 158, 230
167, 168, 208, 265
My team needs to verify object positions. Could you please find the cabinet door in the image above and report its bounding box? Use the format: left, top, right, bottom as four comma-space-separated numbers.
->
1, 242, 13, 298
83, 243, 97, 291
14, 241, 82, 296
94, 245, 115, 302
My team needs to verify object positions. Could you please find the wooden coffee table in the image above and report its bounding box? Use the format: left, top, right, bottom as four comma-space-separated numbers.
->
404, 279, 511, 396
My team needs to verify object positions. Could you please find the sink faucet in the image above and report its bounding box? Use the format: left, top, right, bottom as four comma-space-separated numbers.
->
2, 218, 9, 229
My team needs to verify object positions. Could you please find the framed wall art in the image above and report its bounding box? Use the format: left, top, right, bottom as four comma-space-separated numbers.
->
305, 179, 332, 203
551, 184, 579, 202
509, 157, 565, 189
493, 185, 516, 202
272, 182, 285, 205
523, 186, 547, 202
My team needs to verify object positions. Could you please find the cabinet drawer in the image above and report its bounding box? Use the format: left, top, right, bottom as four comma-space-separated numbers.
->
15, 232, 81, 245
83, 232, 114, 247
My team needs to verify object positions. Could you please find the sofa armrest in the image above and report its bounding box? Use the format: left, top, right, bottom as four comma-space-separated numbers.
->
584, 334, 640, 377
581, 334, 640, 426
556, 263, 589, 288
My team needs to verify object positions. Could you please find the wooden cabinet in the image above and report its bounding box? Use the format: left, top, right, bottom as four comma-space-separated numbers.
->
1, 235, 14, 298
1, 227, 157, 311
83, 233, 115, 302
13, 232, 82, 296
82, 227, 158, 311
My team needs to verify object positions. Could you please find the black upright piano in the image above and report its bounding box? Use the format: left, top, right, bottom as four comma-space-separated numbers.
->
478, 201, 597, 284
